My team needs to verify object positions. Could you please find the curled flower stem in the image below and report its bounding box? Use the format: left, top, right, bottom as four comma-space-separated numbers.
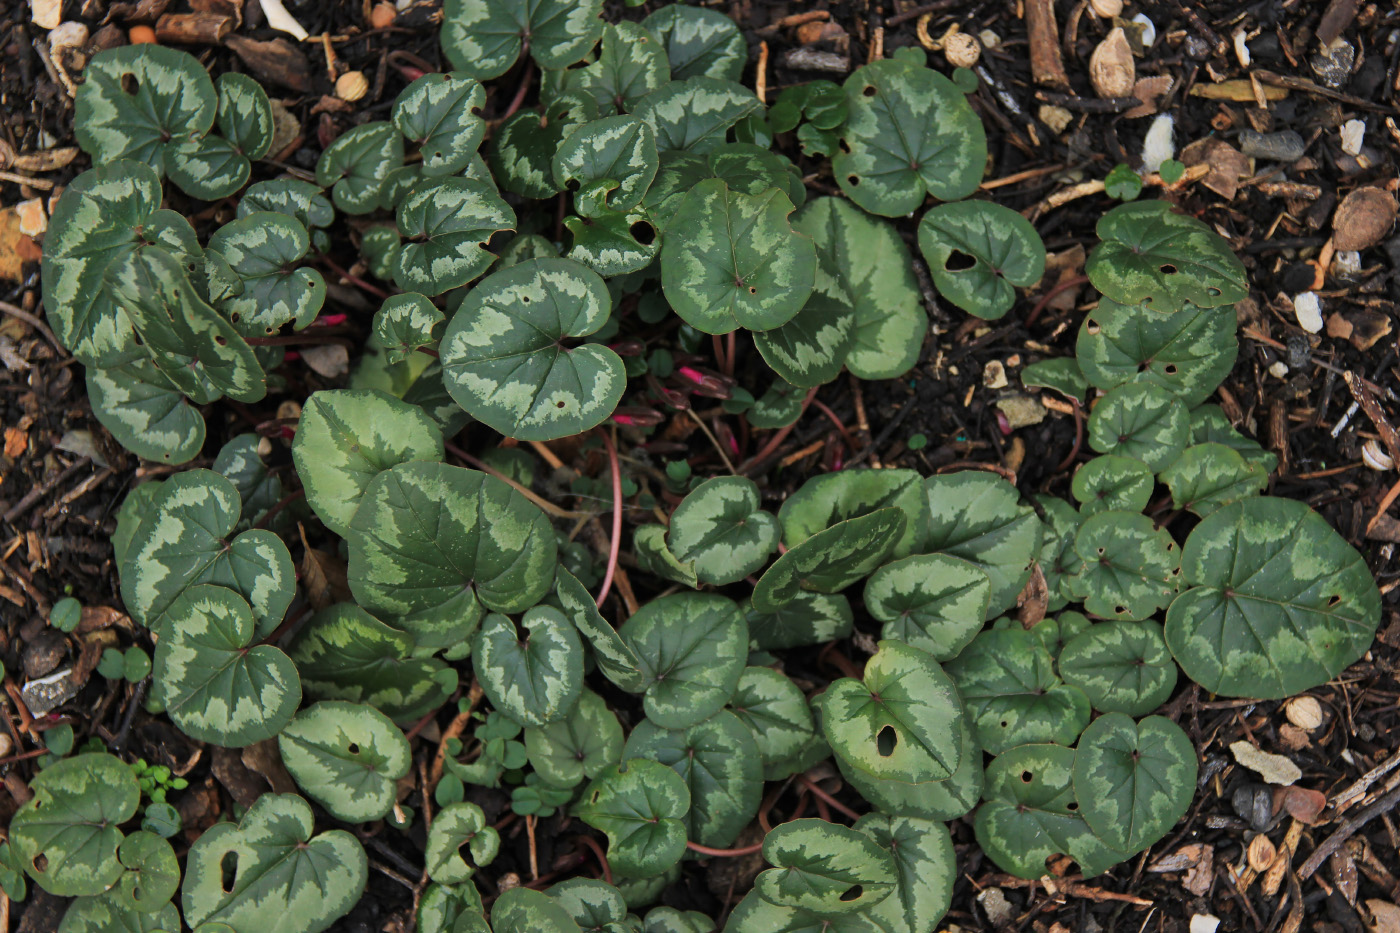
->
595, 429, 623, 609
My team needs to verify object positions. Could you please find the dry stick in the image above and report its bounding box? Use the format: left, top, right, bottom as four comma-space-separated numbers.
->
1330, 751, 1400, 815
1366, 475, 1400, 537
526, 815, 540, 881
595, 429, 623, 609
446, 442, 591, 520
1025, 0, 1070, 89
501, 58, 534, 122
1344, 371, 1400, 467
0, 299, 64, 354
427, 680, 483, 788
849, 374, 879, 469
1025, 275, 1089, 328
1299, 782, 1400, 879
990, 875, 1154, 906
797, 775, 863, 821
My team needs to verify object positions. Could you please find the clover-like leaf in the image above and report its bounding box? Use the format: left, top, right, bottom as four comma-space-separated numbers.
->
208, 212, 326, 336
112, 831, 179, 913
753, 508, 908, 611
1073, 713, 1197, 854
917, 201, 1046, 320
86, 360, 206, 464
576, 760, 690, 879
625, 711, 762, 847
288, 603, 457, 723
666, 476, 780, 586
634, 77, 762, 153
393, 177, 514, 295
834, 59, 986, 216
756, 819, 896, 917
662, 179, 815, 335
426, 802, 499, 884
524, 688, 624, 787
619, 592, 748, 729
493, 886, 586, 933
923, 471, 1042, 618
348, 462, 557, 649
554, 566, 649, 693
864, 553, 992, 661
1166, 496, 1381, 698
818, 640, 963, 783
277, 701, 411, 823
11, 753, 139, 896
781, 468, 929, 563
1076, 298, 1238, 405
1071, 455, 1154, 515
293, 388, 445, 538
752, 287, 857, 387
121, 469, 294, 636
474, 607, 584, 727
642, 5, 745, 82
945, 628, 1090, 754
374, 293, 445, 364
974, 744, 1128, 879
746, 592, 853, 651
838, 719, 983, 823
1087, 382, 1189, 470
1188, 404, 1277, 472
855, 815, 956, 933
729, 667, 818, 781
440, 257, 624, 440
553, 116, 659, 217
1159, 443, 1268, 516
1086, 200, 1248, 313
315, 122, 404, 214
59, 893, 181, 933
152, 585, 300, 747
184, 794, 366, 932
441, 0, 603, 79
391, 73, 486, 176
1059, 621, 1178, 717
793, 197, 926, 381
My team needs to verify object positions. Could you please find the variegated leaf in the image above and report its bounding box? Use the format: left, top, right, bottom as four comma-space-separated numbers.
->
779, 468, 928, 560
728, 667, 817, 781
1086, 382, 1190, 470
837, 719, 983, 822
564, 208, 660, 277
441, 0, 603, 79
855, 815, 956, 933
277, 701, 411, 823
554, 566, 648, 693
923, 471, 1043, 618
863, 553, 992, 661
1188, 404, 1277, 472
473, 607, 584, 726
489, 94, 596, 199
553, 115, 659, 217
213, 433, 281, 530
524, 688, 623, 787
723, 892, 886, 933
917, 200, 1046, 320
425, 802, 499, 884
216, 71, 273, 160
166, 134, 249, 200
546, 878, 628, 932
492, 886, 586, 933
563, 21, 669, 116
752, 286, 856, 387
58, 893, 180, 933
1158, 442, 1268, 516
112, 831, 179, 913
635, 524, 700, 588
208, 212, 326, 336
1073, 714, 1197, 854
1070, 454, 1154, 515
238, 178, 334, 229
642, 4, 746, 82
746, 592, 853, 651
1062, 511, 1180, 620
315, 122, 404, 214
633, 77, 762, 153
576, 760, 690, 879
756, 818, 896, 917
667, 476, 779, 586
1058, 621, 1178, 717
393, 176, 515, 295
374, 292, 444, 364
86, 360, 206, 464
393, 73, 486, 176
1077, 298, 1238, 405
751, 509, 907, 611
618, 591, 748, 729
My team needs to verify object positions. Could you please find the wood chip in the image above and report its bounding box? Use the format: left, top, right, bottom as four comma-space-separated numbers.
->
1231, 739, 1303, 785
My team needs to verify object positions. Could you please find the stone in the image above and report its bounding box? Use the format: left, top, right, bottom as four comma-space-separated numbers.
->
20, 668, 79, 717
997, 395, 1047, 429
1293, 292, 1323, 333
1332, 187, 1397, 251
1310, 38, 1355, 90
1239, 129, 1306, 162
1231, 739, 1302, 785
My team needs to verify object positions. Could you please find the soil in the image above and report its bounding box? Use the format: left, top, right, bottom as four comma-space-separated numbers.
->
2, 0, 1400, 930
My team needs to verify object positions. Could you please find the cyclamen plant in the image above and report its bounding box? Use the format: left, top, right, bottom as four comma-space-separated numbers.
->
13, 1, 1381, 931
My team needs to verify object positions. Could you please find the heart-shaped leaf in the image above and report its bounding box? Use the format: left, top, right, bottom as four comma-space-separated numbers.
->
86, 360, 206, 464
215, 72, 273, 160
121, 469, 294, 636
569, 22, 671, 114
642, 5, 745, 82
554, 567, 649, 693
923, 472, 1042, 618
1070, 455, 1154, 515
208, 212, 326, 336
183, 794, 366, 932
153, 585, 301, 747
213, 434, 281, 530
818, 640, 964, 783
1166, 496, 1381, 698
576, 760, 690, 879
113, 831, 179, 912
474, 607, 585, 726
113, 480, 166, 569
11, 753, 139, 896
756, 819, 896, 916
662, 179, 815, 334
1076, 298, 1238, 405
945, 628, 1090, 754
752, 287, 857, 387
546, 878, 628, 931
418, 883, 486, 933
392, 73, 486, 176
1159, 443, 1268, 516
490, 94, 596, 199
293, 388, 445, 538
667, 476, 780, 585
834, 60, 986, 216
625, 711, 762, 847
1087, 382, 1189, 470
166, 135, 249, 200
277, 701, 412, 822
1058, 621, 1178, 717
1086, 200, 1248, 313
792, 197, 926, 381
1021, 358, 1089, 401
393, 177, 515, 295
748, 377, 806, 429
917, 201, 1046, 320
441, 0, 603, 79
645, 906, 715, 933
426, 802, 499, 884
239, 179, 334, 230
752, 509, 908, 611
59, 894, 181, 933
492, 886, 586, 933
746, 592, 853, 651
288, 603, 458, 722
374, 293, 445, 364
708, 143, 805, 204
1073, 713, 1197, 853
635, 523, 701, 587
562, 207, 661, 277
1188, 404, 1277, 472
315, 122, 404, 214
619, 592, 748, 729
553, 116, 659, 217
348, 463, 557, 649
838, 720, 983, 822
1035, 494, 1082, 612
634, 77, 761, 153
863, 553, 992, 660
723, 893, 887, 933
524, 688, 624, 787
855, 815, 956, 933
729, 667, 818, 781
781, 468, 929, 564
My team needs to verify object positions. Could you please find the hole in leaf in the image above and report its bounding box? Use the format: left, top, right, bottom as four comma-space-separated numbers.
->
230, 312, 241, 322
748, 286, 757, 295
120, 72, 140, 95
566, 179, 580, 191
522, 295, 530, 303
944, 250, 977, 272
348, 742, 360, 754
1208, 286, 1222, 296
630, 221, 656, 246
1164, 364, 1179, 375
876, 726, 898, 757
1067, 801, 1079, 811
31, 853, 47, 873
847, 175, 861, 187
1115, 606, 1127, 616
838, 139, 851, 154
1159, 263, 1178, 275
132, 885, 142, 901
215, 335, 227, 347
219, 851, 238, 892
840, 885, 864, 902
1085, 320, 1101, 336
1327, 594, 1343, 608
1021, 771, 1034, 783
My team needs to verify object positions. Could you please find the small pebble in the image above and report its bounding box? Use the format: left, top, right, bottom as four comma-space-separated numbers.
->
1268, 361, 1290, 379
1340, 119, 1365, 156
1284, 696, 1324, 731
982, 360, 1008, 389
1231, 782, 1275, 831
1232, 28, 1251, 67
1293, 292, 1323, 333
20, 669, 78, 717
1333, 249, 1361, 276
1238, 129, 1306, 162
1310, 38, 1355, 90
1285, 334, 1312, 370
1131, 13, 1156, 48
369, 1, 396, 28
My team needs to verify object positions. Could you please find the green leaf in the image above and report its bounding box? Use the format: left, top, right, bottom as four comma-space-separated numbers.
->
746, 592, 853, 651
418, 883, 487, 933
440, 257, 624, 440
11, 753, 139, 896
834, 60, 985, 216
393, 177, 514, 295
661, 180, 815, 335
554, 116, 659, 217
1188, 404, 1277, 472
576, 760, 690, 879
153, 585, 300, 746
474, 607, 584, 726
1086, 382, 1189, 470
634, 77, 762, 154
288, 603, 457, 723
554, 566, 649, 693
277, 701, 412, 822
86, 360, 205, 464
644, 906, 715, 933
792, 198, 926, 381
441, 0, 603, 80
74, 45, 216, 175
620, 592, 748, 729
1076, 298, 1238, 405
667, 476, 780, 586
426, 802, 499, 884
546, 877, 629, 931
1103, 164, 1143, 201
121, 469, 293, 636
752, 509, 907, 611
1070, 455, 1154, 516
1159, 443, 1268, 516
315, 122, 404, 214
1035, 495, 1080, 612
493, 886, 586, 933
563, 207, 661, 277
729, 667, 818, 781
1021, 358, 1089, 401
723, 892, 886, 933
525, 688, 623, 787
837, 720, 982, 822
780, 468, 929, 562
348, 463, 557, 649
374, 293, 445, 364
59, 893, 181, 933
863, 553, 992, 661
393, 73, 486, 176
974, 744, 1128, 879
708, 143, 805, 204
208, 212, 326, 337
238, 179, 334, 229
922, 472, 1042, 618
1059, 621, 1178, 717
1086, 200, 1248, 313
756, 819, 896, 916
1166, 496, 1381, 698
944, 628, 1090, 754
490, 94, 596, 199
213, 434, 281, 530
183, 794, 366, 932
854, 815, 956, 933
918, 201, 1046, 320
748, 378, 806, 429
113, 481, 165, 569
570, 22, 671, 114
818, 640, 964, 783
293, 388, 445, 538
216, 73, 273, 157
752, 287, 856, 387
1073, 713, 1197, 853
642, 5, 745, 82
112, 831, 179, 912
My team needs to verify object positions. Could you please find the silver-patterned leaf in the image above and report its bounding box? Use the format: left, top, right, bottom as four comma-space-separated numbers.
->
208, 211, 326, 336
393, 176, 515, 295
667, 476, 779, 586
278, 701, 412, 822
86, 360, 205, 464
441, 0, 603, 80
393, 73, 487, 176
473, 607, 585, 726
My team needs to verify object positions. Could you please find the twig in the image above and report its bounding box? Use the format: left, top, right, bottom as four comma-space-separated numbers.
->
3, 457, 90, 524
428, 680, 483, 788
252, 488, 305, 530
0, 300, 64, 354
1344, 371, 1400, 468
1254, 69, 1396, 112
501, 58, 534, 121
989, 875, 1155, 906
1330, 751, 1400, 815
596, 430, 623, 609
1025, 0, 1070, 89
446, 443, 591, 520
526, 814, 539, 881
740, 386, 820, 473
687, 409, 738, 474
1299, 783, 1400, 879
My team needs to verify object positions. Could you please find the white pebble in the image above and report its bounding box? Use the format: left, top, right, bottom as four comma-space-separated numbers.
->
1268, 361, 1290, 379
1233, 29, 1251, 67
1141, 114, 1175, 173
1191, 916, 1221, 933
1340, 119, 1365, 156
1333, 250, 1362, 275
1133, 13, 1157, 48
1293, 291, 1323, 333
